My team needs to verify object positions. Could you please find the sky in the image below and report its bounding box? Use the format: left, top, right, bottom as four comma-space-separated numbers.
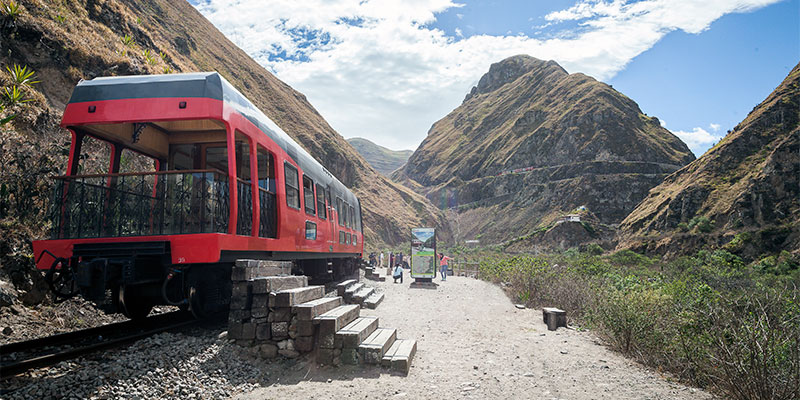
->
190, 0, 799, 157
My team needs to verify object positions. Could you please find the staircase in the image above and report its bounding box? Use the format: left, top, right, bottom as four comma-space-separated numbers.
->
228, 260, 415, 374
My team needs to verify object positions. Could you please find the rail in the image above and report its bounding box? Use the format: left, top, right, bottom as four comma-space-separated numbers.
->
49, 170, 229, 239
0, 311, 200, 378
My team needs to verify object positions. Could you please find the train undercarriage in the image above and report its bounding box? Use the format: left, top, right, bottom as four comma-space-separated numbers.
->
41, 241, 359, 320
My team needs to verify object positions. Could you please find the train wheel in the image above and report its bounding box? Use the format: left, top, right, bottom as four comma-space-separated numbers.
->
118, 285, 154, 320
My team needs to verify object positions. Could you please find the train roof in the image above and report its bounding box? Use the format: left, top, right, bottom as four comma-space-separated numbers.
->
68, 72, 358, 205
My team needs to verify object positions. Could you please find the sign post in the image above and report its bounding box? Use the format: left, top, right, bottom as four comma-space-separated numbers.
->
410, 227, 437, 288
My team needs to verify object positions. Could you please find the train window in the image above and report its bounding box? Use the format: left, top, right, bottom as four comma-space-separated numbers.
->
339, 230, 345, 244
336, 197, 344, 225
326, 188, 332, 210
305, 221, 317, 240
316, 184, 327, 219
205, 145, 228, 173
349, 205, 355, 229
343, 202, 350, 228
353, 234, 357, 246
302, 175, 316, 215
256, 147, 275, 193
284, 163, 300, 209
234, 135, 251, 182
169, 143, 198, 170
346, 232, 351, 245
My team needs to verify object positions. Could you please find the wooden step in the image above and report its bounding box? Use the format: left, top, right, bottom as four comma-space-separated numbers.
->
359, 328, 397, 364
351, 286, 375, 304
293, 296, 342, 321
363, 292, 384, 309
269, 285, 324, 308
343, 282, 364, 302
250, 275, 307, 294
336, 279, 357, 296
381, 339, 417, 374
336, 316, 379, 349
315, 304, 360, 348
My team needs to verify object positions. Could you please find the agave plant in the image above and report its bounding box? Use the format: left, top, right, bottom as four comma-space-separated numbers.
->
0, 0, 21, 20
159, 51, 168, 62
2, 85, 30, 107
54, 14, 66, 23
121, 34, 134, 47
0, 103, 15, 126
143, 49, 157, 65
162, 66, 173, 74
6, 64, 39, 87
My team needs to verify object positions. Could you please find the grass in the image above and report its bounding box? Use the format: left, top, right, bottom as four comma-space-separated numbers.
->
0, 0, 20, 20
471, 248, 800, 399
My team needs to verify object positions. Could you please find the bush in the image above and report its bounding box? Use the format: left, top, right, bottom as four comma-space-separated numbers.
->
688, 216, 714, 233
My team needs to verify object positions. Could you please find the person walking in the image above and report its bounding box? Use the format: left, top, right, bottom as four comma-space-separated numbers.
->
439, 253, 451, 281
392, 263, 403, 283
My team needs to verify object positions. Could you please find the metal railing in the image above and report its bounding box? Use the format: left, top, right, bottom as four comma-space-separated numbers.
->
236, 179, 253, 236
258, 188, 277, 238
49, 170, 229, 239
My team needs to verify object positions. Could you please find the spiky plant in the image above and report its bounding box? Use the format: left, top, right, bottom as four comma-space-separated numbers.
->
0, 0, 21, 20
54, 14, 66, 23
121, 34, 134, 47
6, 64, 39, 87
2, 86, 30, 107
162, 66, 173, 74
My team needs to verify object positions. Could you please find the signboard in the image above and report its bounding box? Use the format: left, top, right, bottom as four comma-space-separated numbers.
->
410, 228, 436, 279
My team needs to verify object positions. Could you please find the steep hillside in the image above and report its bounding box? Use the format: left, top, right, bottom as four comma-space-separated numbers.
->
394, 55, 694, 245
618, 62, 800, 260
0, 0, 451, 256
347, 137, 412, 176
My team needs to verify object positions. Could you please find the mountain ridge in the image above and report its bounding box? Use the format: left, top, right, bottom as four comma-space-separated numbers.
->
347, 137, 413, 176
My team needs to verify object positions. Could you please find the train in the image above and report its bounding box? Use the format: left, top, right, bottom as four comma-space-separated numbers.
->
32, 72, 364, 319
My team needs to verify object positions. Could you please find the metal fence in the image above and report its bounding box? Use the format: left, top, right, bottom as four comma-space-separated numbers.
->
49, 170, 229, 239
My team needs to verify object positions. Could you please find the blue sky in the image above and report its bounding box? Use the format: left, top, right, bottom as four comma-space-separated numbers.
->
191, 0, 799, 157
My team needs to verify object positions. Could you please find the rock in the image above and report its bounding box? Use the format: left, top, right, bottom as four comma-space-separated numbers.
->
258, 344, 278, 358
278, 349, 299, 358
2, 326, 13, 335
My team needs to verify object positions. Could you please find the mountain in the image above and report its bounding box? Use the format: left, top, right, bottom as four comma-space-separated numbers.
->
618, 63, 800, 260
393, 55, 695, 246
347, 137, 413, 176
0, 0, 451, 253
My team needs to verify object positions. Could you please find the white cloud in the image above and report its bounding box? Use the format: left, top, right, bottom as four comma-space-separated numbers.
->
659, 119, 667, 128
192, 0, 780, 151
709, 122, 721, 131
672, 127, 725, 156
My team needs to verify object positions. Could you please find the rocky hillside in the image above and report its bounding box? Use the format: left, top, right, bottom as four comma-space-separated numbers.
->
394, 55, 694, 245
347, 137, 412, 176
618, 62, 800, 261
0, 0, 450, 269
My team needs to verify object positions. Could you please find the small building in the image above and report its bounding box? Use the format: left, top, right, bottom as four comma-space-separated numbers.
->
465, 240, 480, 247
562, 214, 581, 223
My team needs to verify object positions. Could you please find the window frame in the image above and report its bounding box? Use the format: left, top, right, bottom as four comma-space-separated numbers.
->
315, 183, 327, 220
302, 174, 316, 216
305, 220, 317, 240
283, 162, 300, 210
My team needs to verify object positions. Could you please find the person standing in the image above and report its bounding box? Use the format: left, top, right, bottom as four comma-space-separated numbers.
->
393, 263, 403, 283
389, 252, 395, 268
379, 252, 385, 269
439, 253, 451, 281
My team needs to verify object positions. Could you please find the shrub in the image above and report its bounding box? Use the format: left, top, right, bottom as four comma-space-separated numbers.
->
688, 215, 714, 233
121, 34, 134, 47
6, 64, 39, 87
0, 0, 20, 20
584, 243, 604, 256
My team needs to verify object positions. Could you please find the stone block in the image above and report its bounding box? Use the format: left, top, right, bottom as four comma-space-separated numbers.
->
297, 320, 315, 337
252, 317, 267, 324
232, 281, 251, 298
295, 335, 314, 352
252, 275, 308, 294
317, 348, 335, 364
543, 307, 567, 331
251, 307, 268, 319
256, 323, 271, 340
258, 343, 278, 358
270, 307, 292, 322
336, 279, 357, 296
235, 339, 254, 347
272, 322, 289, 340
229, 309, 251, 322
252, 294, 269, 310
230, 292, 251, 310
279, 349, 300, 358
241, 323, 256, 340
341, 348, 360, 365
232, 260, 292, 281
269, 286, 324, 308
293, 296, 343, 321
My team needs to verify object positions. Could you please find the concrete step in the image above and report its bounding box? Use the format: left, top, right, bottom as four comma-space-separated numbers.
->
351, 287, 375, 305
363, 292, 384, 309
381, 339, 417, 374
359, 328, 397, 364
293, 296, 343, 321
336, 279, 358, 297
269, 285, 324, 308
336, 316, 379, 349
315, 304, 361, 348
343, 282, 364, 302
250, 275, 307, 294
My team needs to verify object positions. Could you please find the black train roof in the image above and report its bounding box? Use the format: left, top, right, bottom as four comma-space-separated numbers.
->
69, 72, 359, 208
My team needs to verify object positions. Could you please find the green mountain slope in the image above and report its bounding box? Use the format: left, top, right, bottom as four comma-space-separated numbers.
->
394, 55, 695, 246
347, 137, 412, 176
618, 62, 800, 260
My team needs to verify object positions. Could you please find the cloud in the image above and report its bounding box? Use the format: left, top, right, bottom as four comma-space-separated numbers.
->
672, 126, 725, 156
709, 122, 721, 131
192, 0, 780, 150
659, 119, 667, 128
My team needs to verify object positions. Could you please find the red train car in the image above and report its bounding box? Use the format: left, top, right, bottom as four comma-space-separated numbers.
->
32, 73, 364, 318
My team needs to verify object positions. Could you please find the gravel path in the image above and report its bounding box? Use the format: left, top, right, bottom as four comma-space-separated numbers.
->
3, 274, 714, 399
238, 274, 714, 399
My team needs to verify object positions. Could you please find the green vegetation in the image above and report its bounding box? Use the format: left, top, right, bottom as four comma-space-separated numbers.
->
121, 34, 135, 47
143, 49, 157, 65
6, 64, 39, 87
0, 0, 20, 20
0, 64, 37, 124
473, 249, 799, 399
688, 215, 714, 233
54, 14, 66, 24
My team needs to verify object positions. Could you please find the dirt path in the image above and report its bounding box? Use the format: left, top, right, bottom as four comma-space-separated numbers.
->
238, 274, 713, 399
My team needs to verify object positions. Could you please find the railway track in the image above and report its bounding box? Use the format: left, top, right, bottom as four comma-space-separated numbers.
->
0, 311, 202, 378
